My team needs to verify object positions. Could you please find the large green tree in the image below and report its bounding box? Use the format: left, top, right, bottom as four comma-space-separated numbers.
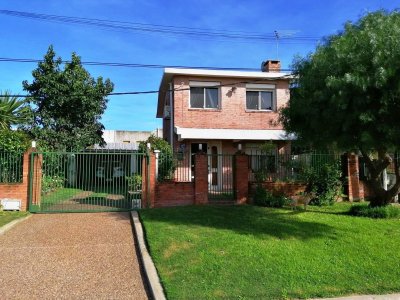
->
23, 46, 114, 151
280, 10, 400, 207
0, 91, 29, 130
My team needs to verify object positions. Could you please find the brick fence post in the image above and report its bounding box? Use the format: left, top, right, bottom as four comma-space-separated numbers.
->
30, 150, 43, 208
194, 153, 208, 205
347, 153, 364, 201
234, 153, 249, 204
141, 153, 156, 208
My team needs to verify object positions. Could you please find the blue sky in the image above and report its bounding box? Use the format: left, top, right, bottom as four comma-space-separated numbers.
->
0, 0, 397, 131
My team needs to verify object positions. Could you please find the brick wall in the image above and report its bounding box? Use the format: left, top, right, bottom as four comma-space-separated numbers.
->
173, 76, 289, 130
0, 149, 36, 211
155, 182, 194, 207
249, 182, 307, 200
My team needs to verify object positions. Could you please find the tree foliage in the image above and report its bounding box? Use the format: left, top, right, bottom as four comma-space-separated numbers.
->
280, 10, 400, 206
0, 91, 30, 130
0, 129, 30, 152
23, 46, 114, 151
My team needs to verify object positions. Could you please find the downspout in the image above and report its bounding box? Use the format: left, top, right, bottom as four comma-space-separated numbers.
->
169, 82, 174, 150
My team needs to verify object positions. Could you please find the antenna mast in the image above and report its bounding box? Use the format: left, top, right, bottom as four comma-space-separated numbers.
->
274, 30, 279, 60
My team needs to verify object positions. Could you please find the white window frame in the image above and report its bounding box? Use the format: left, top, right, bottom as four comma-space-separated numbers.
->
245, 83, 276, 111
189, 81, 220, 109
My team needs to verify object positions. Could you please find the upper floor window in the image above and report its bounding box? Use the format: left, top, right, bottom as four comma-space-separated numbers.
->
246, 84, 276, 111
190, 81, 220, 109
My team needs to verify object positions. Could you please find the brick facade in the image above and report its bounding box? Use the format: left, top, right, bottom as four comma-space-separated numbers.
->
172, 76, 289, 131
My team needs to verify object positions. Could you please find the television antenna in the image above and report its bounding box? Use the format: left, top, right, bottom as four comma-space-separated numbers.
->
274, 30, 299, 59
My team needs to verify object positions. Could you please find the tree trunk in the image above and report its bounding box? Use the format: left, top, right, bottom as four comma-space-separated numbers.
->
360, 150, 400, 207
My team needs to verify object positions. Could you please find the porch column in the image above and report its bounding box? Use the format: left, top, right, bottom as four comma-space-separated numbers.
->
194, 153, 208, 205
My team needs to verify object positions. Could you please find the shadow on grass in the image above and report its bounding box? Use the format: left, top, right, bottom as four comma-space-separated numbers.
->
140, 205, 338, 241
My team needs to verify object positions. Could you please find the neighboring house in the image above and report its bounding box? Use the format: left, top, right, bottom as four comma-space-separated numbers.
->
156, 60, 292, 157
92, 129, 163, 150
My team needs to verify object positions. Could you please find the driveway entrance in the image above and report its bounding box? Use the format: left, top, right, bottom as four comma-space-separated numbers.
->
0, 212, 148, 299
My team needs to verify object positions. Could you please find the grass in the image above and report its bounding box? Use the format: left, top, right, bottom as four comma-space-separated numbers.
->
140, 203, 400, 299
39, 186, 133, 211
0, 211, 29, 227
42, 188, 83, 205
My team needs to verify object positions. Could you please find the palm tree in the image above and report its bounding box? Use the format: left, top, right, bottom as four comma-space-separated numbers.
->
0, 91, 29, 129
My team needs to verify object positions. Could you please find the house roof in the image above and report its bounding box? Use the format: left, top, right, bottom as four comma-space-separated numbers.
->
175, 127, 294, 141
157, 67, 291, 117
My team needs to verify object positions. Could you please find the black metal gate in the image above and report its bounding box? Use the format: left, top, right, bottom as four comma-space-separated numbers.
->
29, 151, 147, 213
207, 154, 235, 201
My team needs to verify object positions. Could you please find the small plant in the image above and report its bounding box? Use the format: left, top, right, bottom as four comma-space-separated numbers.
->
301, 162, 343, 206
126, 174, 142, 191
41, 175, 65, 195
349, 204, 400, 219
254, 186, 289, 208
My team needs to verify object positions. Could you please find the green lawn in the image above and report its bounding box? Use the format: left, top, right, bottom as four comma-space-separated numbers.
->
0, 211, 29, 227
42, 188, 83, 205
140, 203, 400, 299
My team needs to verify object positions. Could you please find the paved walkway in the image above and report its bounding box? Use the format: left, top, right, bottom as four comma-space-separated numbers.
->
0, 212, 148, 299
315, 295, 400, 300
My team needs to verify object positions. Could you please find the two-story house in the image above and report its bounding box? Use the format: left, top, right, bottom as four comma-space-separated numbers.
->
157, 60, 292, 156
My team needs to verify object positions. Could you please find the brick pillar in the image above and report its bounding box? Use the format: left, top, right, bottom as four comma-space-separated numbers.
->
31, 151, 43, 207
194, 153, 208, 205
234, 153, 249, 204
347, 153, 364, 201
141, 153, 156, 208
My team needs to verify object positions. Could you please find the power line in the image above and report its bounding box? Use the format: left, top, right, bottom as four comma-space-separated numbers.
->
0, 9, 321, 44
0, 75, 293, 98
0, 57, 293, 72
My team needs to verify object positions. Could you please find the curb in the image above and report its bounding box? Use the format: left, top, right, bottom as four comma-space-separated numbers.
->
131, 211, 166, 300
312, 294, 400, 300
0, 214, 32, 235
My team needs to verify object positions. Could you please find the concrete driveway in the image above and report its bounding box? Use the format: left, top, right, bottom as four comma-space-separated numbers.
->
0, 212, 148, 299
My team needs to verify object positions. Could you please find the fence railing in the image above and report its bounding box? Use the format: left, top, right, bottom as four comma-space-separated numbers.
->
248, 152, 341, 182
158, 151, 192, 182
0, 152, 23, 183
207, 154, 235, 200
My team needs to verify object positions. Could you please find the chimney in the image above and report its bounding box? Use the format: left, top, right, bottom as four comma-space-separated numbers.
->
261, 60, 281, 72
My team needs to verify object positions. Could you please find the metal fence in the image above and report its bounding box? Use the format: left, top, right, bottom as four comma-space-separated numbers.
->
30, 151, 146, 213
248, 152, 341, 182
207, 154, 235, 201
158, 151, 192, 182
0, 152, 23, 183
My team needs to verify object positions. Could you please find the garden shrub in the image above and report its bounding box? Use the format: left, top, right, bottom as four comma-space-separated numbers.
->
139, 134, 175, 181
301, 162, 342, 206
126, 174, 142, 191
349, 204, 400, 219
254, 186, 288, 208
41, 175, 64, 195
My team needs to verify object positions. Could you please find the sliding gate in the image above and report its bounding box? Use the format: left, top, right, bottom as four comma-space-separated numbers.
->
29, 151, 147, 213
